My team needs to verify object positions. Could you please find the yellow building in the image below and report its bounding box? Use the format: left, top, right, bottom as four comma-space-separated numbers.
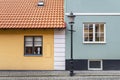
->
0, 0, 65, 70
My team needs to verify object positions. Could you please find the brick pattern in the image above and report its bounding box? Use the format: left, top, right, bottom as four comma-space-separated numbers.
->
0, 0, 65, 28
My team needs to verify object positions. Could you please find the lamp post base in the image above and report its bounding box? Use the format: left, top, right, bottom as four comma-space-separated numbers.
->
70, 70, 74, 76
70, 60, 74, 76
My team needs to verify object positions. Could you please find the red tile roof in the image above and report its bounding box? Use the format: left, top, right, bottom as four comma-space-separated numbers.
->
0, 0, 65, 28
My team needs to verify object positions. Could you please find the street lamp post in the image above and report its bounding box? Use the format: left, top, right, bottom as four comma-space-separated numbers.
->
67, 12, 76, 76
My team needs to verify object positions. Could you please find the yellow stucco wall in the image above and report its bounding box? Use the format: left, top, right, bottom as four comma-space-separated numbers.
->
0, 29, 54, 70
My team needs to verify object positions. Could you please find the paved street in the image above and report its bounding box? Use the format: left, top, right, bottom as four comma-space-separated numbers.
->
0, 71, 120, 80
0, 76, 120, 80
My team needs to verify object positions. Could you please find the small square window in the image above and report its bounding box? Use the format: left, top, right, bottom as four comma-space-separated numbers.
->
88, 60, 102, 70
24, 36, 43, 56
83, 23, 106, 43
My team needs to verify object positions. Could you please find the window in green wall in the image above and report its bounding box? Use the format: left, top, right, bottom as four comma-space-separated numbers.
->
83, 23, 106, 43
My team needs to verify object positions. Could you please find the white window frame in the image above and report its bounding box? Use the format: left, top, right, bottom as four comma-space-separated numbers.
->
88, 60, 103, 70
83, 23, 106, 43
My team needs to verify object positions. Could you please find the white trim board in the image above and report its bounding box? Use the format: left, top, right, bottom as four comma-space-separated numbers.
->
65, 13, 120, 16
54, 29, 65, 70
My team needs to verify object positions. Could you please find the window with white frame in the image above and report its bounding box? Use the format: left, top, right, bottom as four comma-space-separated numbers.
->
24, 36, 42, 56
83, 23, 105, 43
88, 60, 103, 70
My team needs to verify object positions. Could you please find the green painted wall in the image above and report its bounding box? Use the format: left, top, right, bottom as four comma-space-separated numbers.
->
66, 0, 120, 13
65, 0, 120, 59
66, 16, 120, 59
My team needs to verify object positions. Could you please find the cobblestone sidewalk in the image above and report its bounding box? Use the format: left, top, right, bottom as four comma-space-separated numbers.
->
0, 76, 120, 80
0, 71, 120, 80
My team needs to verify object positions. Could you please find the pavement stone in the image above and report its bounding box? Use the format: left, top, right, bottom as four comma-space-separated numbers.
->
0, 76, 120, 80
0, 71, 119, 80
0, 71, 120, 77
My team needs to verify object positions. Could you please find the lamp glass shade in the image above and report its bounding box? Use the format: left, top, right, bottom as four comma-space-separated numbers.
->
68, 17, 75, 23
67, 12, 76, 24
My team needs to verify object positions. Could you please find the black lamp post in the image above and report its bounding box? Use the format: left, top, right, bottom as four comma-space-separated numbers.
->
67, 12, 76, 76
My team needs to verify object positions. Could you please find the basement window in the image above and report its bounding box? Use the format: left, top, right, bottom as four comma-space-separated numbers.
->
88, 60, 103, 70
24, 36, 43, 56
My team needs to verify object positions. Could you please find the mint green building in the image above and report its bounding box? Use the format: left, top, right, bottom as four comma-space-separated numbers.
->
65, 0, 120, 70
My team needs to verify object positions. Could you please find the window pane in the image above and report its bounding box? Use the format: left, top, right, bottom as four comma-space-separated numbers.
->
34, 37, 42, 41
89, 37, 93, 41
89, 61, 101, 68
95, 24, 99, 33
88, 24, 93, 41
95, 33, 99, 41
34, 47, 42, 55
25, 37, 33, 46
84, 37, 89, 41
89, 24, 93, 33
25, 47, 32, 54
84, 33, 89, 37
25, 41, 33, 46
100, 37, 104, 41
100, 24, 104, 32
100, 33, 104, 37
95, 24, 104, 42
84, 24, 89, 33
34, 42, 42, 46
25, 37, 33, 41
34, 37, 42, 46
89, 33, 93, 41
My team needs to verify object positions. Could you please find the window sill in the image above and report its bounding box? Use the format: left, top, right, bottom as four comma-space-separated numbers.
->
88, 68, 102, 70
83, 42, 106, 44
24, 54, 42, 57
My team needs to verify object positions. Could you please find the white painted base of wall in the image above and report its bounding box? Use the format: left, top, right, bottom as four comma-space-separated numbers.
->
54, 29, 65, 70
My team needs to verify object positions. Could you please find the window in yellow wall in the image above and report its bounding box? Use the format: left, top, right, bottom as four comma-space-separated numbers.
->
24, 36, 42, 56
